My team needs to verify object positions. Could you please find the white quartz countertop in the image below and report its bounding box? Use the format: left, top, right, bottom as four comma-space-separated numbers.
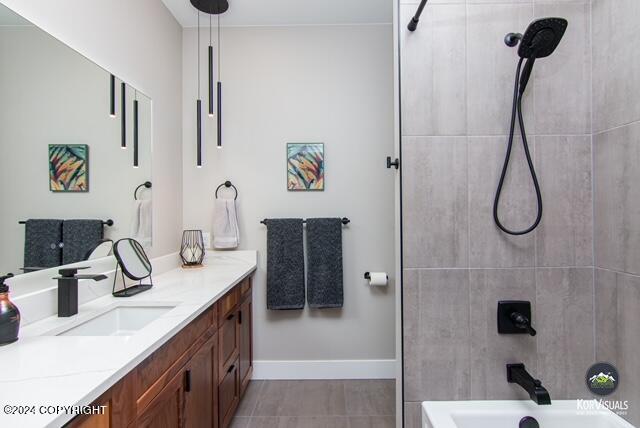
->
0, 251, 257, 428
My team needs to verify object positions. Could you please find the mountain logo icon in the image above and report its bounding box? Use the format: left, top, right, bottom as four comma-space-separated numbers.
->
586, 363, 619, 396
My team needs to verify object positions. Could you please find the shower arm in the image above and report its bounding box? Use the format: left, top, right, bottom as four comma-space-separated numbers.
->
407, 0, 428, 32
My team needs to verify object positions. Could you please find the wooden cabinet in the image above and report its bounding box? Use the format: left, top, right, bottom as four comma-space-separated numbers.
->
137, 369, 185, 428
184, 333, 218, 428
238, 294, 253, 395
67, 274, 253, 428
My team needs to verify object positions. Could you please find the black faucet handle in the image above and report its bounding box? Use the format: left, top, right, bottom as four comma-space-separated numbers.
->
510, 312, 537, 336
57, 266, 91, 278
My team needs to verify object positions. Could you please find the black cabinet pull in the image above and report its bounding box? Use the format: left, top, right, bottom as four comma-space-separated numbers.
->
226, 313, 234, 321
238, 310, 242, 325
185, 369, 192, 392
228, 364, 235, 374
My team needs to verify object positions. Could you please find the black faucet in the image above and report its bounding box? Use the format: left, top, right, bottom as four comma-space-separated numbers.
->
54, 267, 107, 317
507, 363, 551, 405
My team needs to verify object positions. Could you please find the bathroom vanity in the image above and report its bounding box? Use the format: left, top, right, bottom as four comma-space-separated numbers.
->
0, 252, 256, 428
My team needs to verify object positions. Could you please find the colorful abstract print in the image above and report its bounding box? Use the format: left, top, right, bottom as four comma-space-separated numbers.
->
49, 144, 88, 192
287, 143, 324, 191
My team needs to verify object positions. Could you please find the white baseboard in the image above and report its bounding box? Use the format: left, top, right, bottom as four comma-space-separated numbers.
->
253, 360, 396, 380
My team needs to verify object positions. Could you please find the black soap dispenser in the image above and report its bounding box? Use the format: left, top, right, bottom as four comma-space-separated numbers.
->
0, 274, 20, 345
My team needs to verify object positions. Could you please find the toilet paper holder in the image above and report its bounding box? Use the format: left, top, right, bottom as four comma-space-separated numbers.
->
364, 272, 388, 280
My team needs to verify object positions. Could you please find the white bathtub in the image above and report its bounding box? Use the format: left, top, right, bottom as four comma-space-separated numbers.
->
422, 400, 636, 428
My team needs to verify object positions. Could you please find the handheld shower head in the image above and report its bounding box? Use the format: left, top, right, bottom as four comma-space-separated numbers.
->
518, 17, 568, 59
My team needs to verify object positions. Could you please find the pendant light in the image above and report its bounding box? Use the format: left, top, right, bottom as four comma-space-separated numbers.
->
121, 82, 127, 149
208, 14, 214, 117
217, 14, 222, 149
196, 10, 203, 168
190, 0, 228, 159
109, 74, 116, 117
133, 90, 139, 168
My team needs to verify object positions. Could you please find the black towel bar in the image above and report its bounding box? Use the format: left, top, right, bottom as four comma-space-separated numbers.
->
19, 220, 114, 226
260, 217, 350, 225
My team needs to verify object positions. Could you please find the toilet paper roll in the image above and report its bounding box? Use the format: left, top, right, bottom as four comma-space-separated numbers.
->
367, 272, 388, 286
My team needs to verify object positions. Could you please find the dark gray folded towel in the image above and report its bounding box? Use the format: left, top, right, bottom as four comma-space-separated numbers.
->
62, 220, 104, 265
306, 218, 343, 309
24, 219, 63, 270
266, 218, 305, 310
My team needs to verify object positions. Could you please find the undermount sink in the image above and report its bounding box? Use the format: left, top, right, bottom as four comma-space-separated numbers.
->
46, 303, 177, 337
423, 401, 635, 428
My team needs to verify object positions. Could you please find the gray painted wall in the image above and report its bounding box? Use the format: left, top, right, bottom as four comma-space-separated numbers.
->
399, 0, 639, 425
182, 25, 396, 363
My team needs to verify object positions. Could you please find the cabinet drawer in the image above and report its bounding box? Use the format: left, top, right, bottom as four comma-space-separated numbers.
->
217, 288, 239, 322
218, 361, 239, 428
219, 311, 239, 374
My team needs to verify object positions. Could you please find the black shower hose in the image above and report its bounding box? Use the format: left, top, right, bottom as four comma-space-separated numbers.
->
493, 57, 543, 236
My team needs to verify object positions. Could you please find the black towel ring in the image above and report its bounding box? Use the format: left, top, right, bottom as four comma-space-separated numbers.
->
215, 181, 238, 200
134, 181, 152, 200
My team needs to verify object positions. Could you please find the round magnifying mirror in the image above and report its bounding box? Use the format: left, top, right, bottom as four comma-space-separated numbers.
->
114, 238, 152, 281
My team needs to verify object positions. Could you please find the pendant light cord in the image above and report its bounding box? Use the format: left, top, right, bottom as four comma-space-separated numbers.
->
218, 15, 221, 80
197, 11, 200, 97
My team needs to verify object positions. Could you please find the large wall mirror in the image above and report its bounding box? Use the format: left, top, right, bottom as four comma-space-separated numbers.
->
0, 4, 153, 277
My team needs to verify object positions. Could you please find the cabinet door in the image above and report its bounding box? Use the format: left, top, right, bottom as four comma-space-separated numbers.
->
218, 361, 239, 428
137, 369, 185, 428
184, 333, 218, 428
238, 295, 252, 396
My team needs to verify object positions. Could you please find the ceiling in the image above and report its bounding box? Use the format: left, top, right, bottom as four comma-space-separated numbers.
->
161, 0, 393, 28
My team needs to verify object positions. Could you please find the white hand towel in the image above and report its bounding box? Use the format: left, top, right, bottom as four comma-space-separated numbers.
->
213, 198, 240, 249
131, 199, 153, 248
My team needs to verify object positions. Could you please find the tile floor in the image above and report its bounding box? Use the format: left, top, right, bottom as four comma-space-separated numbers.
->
231, 380, 396, 428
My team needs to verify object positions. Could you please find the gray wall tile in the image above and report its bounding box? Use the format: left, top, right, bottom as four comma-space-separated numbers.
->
595, 269, 640, 425
593, 0, 640, 132
403, 402, 422, 428
403, 137, 468, 268
467, 3, 534, 136
536, 268, 594, 399
533, 1, 592, 135
468, 137, 536, 268
403, 269, 471, 401
594, 122, 640, 275
469, 268, 537, 399
535, 136, 593, 267
401, 4, 466, 136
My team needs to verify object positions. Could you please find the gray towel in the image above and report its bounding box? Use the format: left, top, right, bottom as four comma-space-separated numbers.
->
306, 218, 343, 309
266, 219, 305, 310
24, 219, 63, 270
62, 220, 104, 265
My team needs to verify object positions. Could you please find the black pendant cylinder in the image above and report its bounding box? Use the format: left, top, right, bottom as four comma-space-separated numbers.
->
217, 81, 222, 148
208, 46, 214, 117
110, 74, 116, 117
121, 83, 127, 149
133, 99, 139, 168
197, 99, 203, 167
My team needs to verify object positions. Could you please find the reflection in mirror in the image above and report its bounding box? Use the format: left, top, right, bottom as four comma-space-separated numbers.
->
85, 240, 114, 260
112, 239, 153, 298
0, 4, 152, 278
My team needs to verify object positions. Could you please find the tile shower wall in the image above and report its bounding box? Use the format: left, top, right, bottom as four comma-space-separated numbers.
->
592, 0, 640, 426
396, 0, 640, 425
